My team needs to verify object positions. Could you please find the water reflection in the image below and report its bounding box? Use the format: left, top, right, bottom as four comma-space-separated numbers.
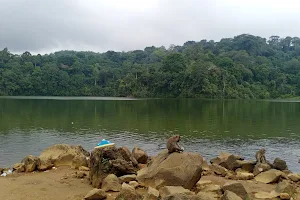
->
0, 98, 300, 172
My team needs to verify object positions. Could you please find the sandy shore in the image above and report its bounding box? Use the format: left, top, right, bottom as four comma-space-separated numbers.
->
0, 167, 93, 200
2, 166, 298, 200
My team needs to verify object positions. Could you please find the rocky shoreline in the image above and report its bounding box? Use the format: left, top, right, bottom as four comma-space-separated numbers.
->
1, 144, 300, 200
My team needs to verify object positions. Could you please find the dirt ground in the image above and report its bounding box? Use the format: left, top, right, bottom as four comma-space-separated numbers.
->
0, 167, 299, 200
0, 167, 93, 200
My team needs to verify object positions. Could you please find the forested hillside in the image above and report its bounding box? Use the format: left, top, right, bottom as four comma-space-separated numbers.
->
1, 34, 300, 98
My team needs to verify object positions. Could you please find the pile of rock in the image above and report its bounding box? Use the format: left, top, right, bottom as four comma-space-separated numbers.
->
13, 144, 90, 173
89, 146, 148, 188
208, 152, 293, 183
4, 143, 300, 200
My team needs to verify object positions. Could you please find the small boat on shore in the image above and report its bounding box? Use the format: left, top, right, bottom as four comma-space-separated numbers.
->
94, 139, 115, 149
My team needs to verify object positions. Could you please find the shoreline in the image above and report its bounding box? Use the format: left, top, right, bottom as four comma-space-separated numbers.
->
1, 144, 300, 200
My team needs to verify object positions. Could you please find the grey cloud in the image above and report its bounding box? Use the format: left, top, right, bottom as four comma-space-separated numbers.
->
0, 0, 299, 54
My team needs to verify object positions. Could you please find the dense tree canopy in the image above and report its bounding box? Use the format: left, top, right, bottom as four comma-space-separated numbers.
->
1, 34, 300, 99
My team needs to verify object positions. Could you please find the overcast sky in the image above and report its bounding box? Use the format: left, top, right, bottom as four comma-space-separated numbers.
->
0, 0, 299, 54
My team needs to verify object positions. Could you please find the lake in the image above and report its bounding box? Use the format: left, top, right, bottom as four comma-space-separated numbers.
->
0, 97, 300, 172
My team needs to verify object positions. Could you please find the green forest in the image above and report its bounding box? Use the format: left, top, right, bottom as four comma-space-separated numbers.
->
1, 34, 300, 99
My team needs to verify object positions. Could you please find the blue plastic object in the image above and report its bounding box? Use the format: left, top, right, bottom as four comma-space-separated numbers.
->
97, 139, 112, 146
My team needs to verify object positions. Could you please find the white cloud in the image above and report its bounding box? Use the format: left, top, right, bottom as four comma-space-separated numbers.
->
0, 0, 300, 54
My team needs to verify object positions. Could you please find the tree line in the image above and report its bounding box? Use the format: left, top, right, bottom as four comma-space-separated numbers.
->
1, 34, 300, 99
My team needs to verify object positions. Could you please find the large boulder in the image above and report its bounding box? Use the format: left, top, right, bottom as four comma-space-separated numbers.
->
21, 155, 40, 172
132, 147, 148, 164
84, 188, 107, 200
137, 150, 203, 189
255, 169, 283, 184
273, 158, 288, 171
38, 144, 89, 167
89, 146, 138, 188
116, 183, 139, 200
101, 174, 122, 192
221, 182, 249, 200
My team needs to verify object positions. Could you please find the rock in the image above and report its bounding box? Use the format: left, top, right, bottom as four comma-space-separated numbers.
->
195, 179, 221, 194
72, 155, 88, 169
132, 147, 148, 164
89, 146, 138, 188
0, 168, 3, 174
21, 155, 40, 172
116, 183, 138, 200
101, 174, 122, 192
288, 173, 300, 182
129, 181, 139, 188
254, 191, 279, 199
221, 190, 243, 200
210, 152, 243, 166
210, 163, 228, 177
137, 150, 203, 189
279, 193, 291, 200
201, 160, 210, 171
282, 170, 292, 175
255, 169, 283, 184
143, 187, 160, 200
79, 166, 90, 171
197, 192, 219, 200
119, 174, 137, 183
222, 155, 241, 170
236, 172, 254, 180
196, 179, 213, 189
37, 157, 54, 171
84, 188, 107, 200
199, 184, 222, 195
109, 159, 137, 175
210, 157, 223, 165
210, 152, 230, 165
162, 193, 202, 200
13, 163, 25, 173
76, 171, 87, 179
138, 163, 147, 169
273, 158, 288, 171
225, 171, 237, 180
159, 186, 194, 199
253, 163, 272, 176
237, 160, 256, 173
275, 180, 296, 197
39, 144, 90, 167
119, 146, 138, 166
221, 182, 249, 200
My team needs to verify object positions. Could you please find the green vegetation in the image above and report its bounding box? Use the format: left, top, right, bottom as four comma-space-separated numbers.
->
1, 34, 300, 99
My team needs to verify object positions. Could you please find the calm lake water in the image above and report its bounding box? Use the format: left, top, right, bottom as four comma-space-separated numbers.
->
0, 97, 300, 172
